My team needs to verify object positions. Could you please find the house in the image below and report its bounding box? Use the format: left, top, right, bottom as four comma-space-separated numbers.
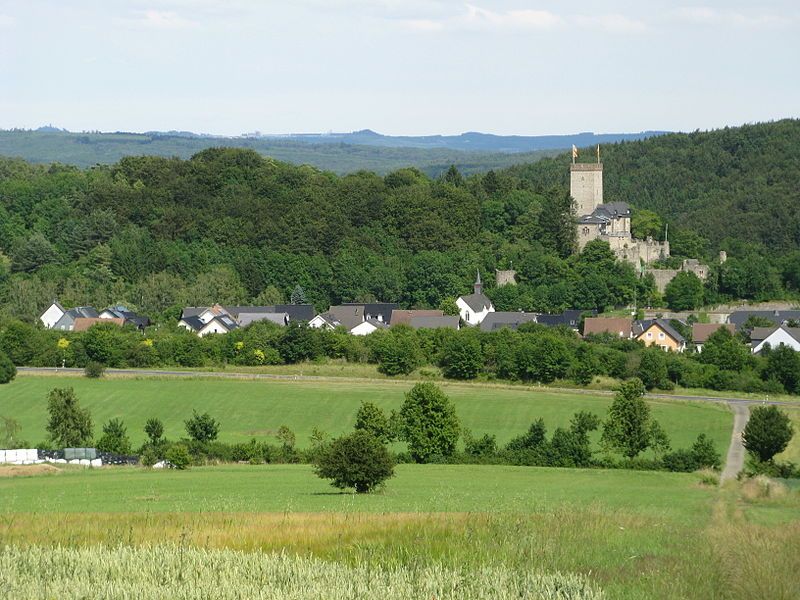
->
40, 300, 66, 329
223, 304, 315, 323
73, 317, 125, 332
692, 323, 736, 353
52, 306, 100, 331
351, 318, 388, 336
635, 319, 686, 352
409, 316, 460, 330
728, 310, 800, 330
390, 309, 443, 327
479, 311, 538, 332
582, 317, 632, 338
457, 271, 495, 326
536, 309, 590, 330
309, 305, 366, 333
750, 326, 800, 354
238, 312, 289, 327
178, 313, 239, 337
342, 303, 398, 324
99, 305, 151, 330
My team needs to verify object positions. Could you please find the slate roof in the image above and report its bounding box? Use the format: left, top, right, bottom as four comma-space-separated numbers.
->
458, 292, 493, 313
390, 309, 444, 327
536, 310, 589, 329
68, 306, 100, 319
409, 316, 460, 330
102, 306, 150, 329
750, 326, 800, 347
728, 310, 800, 328
692, 323, 735, 344
183, 304, 316, 323
583, 317, 632, 338
593, 202, 631, 219
325, 305, 365, 331
179, 315, 206, 332
636, 319, 686, 343
342, 303, 398, 323
479, 311, 538, 332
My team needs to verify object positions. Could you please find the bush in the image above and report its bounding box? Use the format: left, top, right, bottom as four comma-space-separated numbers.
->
185, 410, 220, 443
96, 418, 132, 454
314, 430, 395, 493
600, 379, 658, 459
399, 382, 460, 463
742, 405, 794, 462
144, 418, 164, 444
463, 430, 497, 459
353, 401, 393, 443
372, 328, 422, 376
139, 447, 158, 467
46, 387, 93, 447
0, 350, 17, 384
165, 444, 191, 469
84, 361, 106, 379
440, 333, 483, 380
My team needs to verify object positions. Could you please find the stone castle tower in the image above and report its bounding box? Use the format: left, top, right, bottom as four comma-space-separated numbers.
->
570, 163, 603, 216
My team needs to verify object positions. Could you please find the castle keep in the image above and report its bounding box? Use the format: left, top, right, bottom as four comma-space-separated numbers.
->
572, 160, 670, 267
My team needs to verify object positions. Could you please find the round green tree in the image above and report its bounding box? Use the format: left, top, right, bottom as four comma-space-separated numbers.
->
96, 418, 132, 454
742, 405, 794, 462
601, 379, 662, 459
46, 387, 93, 448
0, 350, 16, 384
399, 382, 460, 463
440, 333, 483, 380
353, 401, 393, 443
314, 430, 395, 493
664, 271, 704, 311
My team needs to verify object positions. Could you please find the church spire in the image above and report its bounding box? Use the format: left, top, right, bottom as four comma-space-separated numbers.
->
474, 269, 483, 295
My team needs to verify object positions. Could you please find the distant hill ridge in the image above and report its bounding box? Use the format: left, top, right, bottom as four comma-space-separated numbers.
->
0, 127, 666, 174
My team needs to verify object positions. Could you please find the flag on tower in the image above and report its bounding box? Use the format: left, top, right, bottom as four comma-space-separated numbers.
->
571, 144, 578, 162
596, 144, 600, 163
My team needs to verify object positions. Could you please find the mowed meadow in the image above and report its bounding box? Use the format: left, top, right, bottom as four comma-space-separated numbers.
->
2, 374, 732, 455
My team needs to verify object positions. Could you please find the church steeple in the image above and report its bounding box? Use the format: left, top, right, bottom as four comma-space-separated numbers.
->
473, 270, 483, 295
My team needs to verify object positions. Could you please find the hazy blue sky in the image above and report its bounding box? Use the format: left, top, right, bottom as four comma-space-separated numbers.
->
0, 1, 797, 135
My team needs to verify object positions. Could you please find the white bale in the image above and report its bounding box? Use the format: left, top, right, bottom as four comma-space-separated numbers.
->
90, 458, 102, 468
55, 458, 67, 464
69, 459, 80, 465
5, 449, 18, 462
79, 459, 90, 466
0, 450, 6, 463
25, 449, 38, 462
153, 461, 166, 469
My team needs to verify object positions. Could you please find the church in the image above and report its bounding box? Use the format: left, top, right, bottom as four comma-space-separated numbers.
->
572, 153, 669, 268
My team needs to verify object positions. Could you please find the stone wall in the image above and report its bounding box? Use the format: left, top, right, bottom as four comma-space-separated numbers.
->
570, 163, 603, 216
495, 269, 517, 286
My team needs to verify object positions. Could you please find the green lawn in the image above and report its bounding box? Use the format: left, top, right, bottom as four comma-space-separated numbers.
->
0, 463, 715, 520
2, 375, 732, 455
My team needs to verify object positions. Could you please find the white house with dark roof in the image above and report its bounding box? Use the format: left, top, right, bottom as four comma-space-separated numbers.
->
456, 271, 494, 326
40, 300, 66, 329
750, 326, 800, 354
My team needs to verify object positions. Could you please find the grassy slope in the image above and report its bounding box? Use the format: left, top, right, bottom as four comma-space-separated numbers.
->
1, 375, 732, 454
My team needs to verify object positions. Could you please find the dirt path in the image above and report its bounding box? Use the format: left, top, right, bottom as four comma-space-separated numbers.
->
721, 402, 750, 481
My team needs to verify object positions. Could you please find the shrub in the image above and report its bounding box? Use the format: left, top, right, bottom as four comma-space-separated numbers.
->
314, 430, 395, 493
144, 418, 164, 444
742, 405, 794, 462
185, 410, 220, 443
691, 433, 721, 469
463, 430, 498, 459
399, 382, 460, 463
96, 418, 132, 455
353, 401, 393, 443
372, 328, 422, 376
84, 361, 106, 379
601, 379, 660, 459
440, 333, 483, 380
46, 387, 93, 447
0, 350, 17, 384
139, 447, 158, 467
165, 444, 191, 469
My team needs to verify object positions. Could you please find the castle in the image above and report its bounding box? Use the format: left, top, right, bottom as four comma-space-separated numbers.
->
572, 161, 670, 267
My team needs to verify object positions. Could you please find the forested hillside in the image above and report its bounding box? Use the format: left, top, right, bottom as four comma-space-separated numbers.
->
509, 119, 800, 255
0, 120, 797, 324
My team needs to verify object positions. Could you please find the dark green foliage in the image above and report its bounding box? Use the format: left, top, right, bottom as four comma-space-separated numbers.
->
46, 387, 93, 447
664, 272, 704, 311
691, 434, 722, 469
314, 430, 395, 493
515, 334, 572, 383
399, 383, 460, 463
601, 379, 660, 459
699, 327, 750, 372
637, 348, 668, 390
84, 361, 105, 379
184, 410, 220, 443
165, 444, 191, 469
440, 332, 482, 380
743, 405, 794, 462
139, 447, 158, 467
353, 401, 393, 444
144, 418, 164, 444
0, 350, 16, 383
371, 327, 422, 376
762, 344, 800, 394
96, 418, 132, 454
463, 430, 498, 459
503, 411, 599, 467
661, 434, 722, 472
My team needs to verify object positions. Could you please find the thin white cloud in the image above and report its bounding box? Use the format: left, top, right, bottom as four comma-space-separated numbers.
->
118, 9, 200, 30
0, 14, 15, 28
397, 4, 648, 34
675, 6, 793, 28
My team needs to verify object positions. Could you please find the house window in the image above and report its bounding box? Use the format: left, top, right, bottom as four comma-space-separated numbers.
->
658, 332, 665, 340
465, 311, 470, 322
646, 332, 653, 339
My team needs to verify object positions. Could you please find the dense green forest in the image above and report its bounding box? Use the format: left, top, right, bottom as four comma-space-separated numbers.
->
0, 130, 557, 176
0, 120, 798, 325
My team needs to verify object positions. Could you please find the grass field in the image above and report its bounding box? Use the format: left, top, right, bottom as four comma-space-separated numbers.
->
1, 463, 798, 600
2, 375, 733, 455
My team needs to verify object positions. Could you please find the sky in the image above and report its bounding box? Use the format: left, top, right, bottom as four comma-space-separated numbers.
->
0, 0, 797, 136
